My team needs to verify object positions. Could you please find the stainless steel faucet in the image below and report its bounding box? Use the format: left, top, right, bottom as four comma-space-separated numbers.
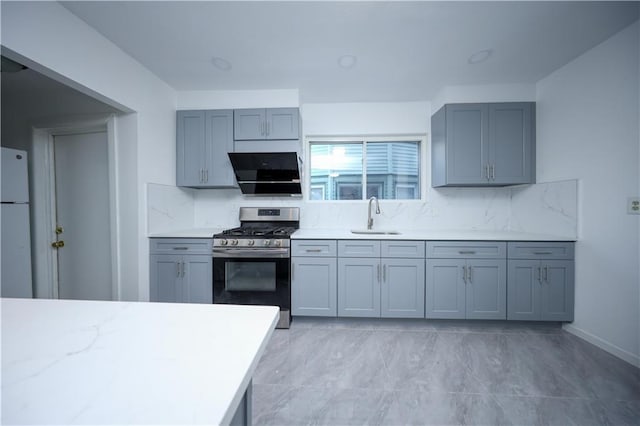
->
367, 196, 381, 230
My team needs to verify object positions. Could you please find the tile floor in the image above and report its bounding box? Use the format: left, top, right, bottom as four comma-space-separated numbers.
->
252, 317, 640, 425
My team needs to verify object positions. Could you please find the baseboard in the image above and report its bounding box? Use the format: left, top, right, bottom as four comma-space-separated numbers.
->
563, 323, 640, 368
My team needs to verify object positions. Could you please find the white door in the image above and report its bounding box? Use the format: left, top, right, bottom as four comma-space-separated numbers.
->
53, 132, 112, 300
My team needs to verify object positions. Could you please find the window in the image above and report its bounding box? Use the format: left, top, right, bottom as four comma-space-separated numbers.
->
308, 137, 422, 200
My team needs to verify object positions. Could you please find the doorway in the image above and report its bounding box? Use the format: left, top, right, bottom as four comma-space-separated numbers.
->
31, 115, 119, 301
52, 131, 112, 300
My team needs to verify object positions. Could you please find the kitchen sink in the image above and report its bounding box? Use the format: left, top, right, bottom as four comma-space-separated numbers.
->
350, 229, 401, 235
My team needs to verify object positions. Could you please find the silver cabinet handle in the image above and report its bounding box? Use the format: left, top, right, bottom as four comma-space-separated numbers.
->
205, 169, 209, 183
462, 266, 467, 283
484, 164, 489, 180
383, 264, 387, 282
305, 249, 322, 253
459, 251, 476, 255
176, 262, 180, 277
182, 262, 186, 277
377, 264, 381, 283
543, 266, 548, 282
172, 247, 188, 250
468, 266, 472, 283
490, 164, 495, 180
533, 251, 552, 255
537, 266, 542, 283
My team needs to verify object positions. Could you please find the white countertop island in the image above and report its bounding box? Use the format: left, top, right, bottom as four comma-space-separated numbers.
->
1, 298, 278, 425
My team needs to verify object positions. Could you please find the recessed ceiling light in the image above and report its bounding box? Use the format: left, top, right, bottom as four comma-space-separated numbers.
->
212, 56, 232, 71
337, 55, 357, 69
467, 49, 493, 65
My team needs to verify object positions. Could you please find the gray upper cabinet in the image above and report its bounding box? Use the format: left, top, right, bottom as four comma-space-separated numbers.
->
234, 108, 299, 140
176, 109, 236, 188
431, 102, 535, 187
507, 242, 574, 321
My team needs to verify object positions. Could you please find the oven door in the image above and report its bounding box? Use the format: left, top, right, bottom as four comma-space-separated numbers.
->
213, 250, 290, 312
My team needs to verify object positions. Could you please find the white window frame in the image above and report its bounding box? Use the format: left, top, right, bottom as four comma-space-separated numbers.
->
305, 135, 427, 202
395, 183, 417, 200
309, 184, 326, 200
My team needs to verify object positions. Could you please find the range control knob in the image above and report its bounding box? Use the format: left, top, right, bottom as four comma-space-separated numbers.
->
220, 239, 228, 246
231, 239, 239, 246
263, 240, 271, 246
274, 240, 282, 247
247, 240, 255, 246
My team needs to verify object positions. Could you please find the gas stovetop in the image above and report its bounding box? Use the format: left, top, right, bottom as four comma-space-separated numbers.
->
218, 225, 298, 238
213, 207, 300, 250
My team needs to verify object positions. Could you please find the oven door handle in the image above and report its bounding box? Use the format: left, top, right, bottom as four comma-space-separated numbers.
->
212, 248, 290, 258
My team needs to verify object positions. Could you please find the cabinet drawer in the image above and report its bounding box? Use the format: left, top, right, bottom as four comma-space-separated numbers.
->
507, 242, 574, 260
426, 241, 506, 259
381, 241, 425, 258
292, 240, 337, 257
338, 240, 381, 257
149, 238, 213, 255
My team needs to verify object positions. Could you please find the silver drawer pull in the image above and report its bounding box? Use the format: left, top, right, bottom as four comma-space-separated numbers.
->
533, 251, 553, 255
172, 247, 189, 250
305, 249, 322, 253
458, 250, 476, 255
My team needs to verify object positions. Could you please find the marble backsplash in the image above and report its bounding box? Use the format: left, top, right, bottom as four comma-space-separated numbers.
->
146, 183, 195, 234
144, 179, 577, 238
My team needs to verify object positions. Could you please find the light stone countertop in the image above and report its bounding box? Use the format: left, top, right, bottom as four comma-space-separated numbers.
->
148, 228, 222, 238
1, 298, 278, 425
291, 228, 577, 241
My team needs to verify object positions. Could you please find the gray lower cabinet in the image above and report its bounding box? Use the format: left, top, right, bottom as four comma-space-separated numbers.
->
338, 257, 381, 317
338, 240, 425, 318
426, 241, 506, 320
431, 102, 535, 187
291, 257, 337, 316
176, 109, 236, 188
149, 239, 213, 304
381, 258, 425, 318
291, 240, 337, 316
507, 242, 575, 321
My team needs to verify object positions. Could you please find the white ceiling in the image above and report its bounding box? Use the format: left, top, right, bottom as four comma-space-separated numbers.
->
60, 1, 639, 103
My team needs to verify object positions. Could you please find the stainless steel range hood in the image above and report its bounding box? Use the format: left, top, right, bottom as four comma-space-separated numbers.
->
228, 152, 302, 196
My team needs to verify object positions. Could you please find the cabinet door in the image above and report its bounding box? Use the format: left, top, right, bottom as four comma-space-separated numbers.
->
465, 259, 506, 320
338, 258, 380, 317
183, 255, 213, 304
381, 258, 425, 318
291, 257, 337, 316
150, 255, 182, 302
266, 108, 299, 140
234, 109, 266, 140
425, 259, 465, 319
541, 260, 574, 321
507, 260, 541, 320
445, 104, 489, 185
489, 103, 534, 185
205, 110, 236, 187
176, 110, 206, 187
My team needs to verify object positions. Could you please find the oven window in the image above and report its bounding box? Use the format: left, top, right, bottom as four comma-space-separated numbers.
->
225, 261, 277, 292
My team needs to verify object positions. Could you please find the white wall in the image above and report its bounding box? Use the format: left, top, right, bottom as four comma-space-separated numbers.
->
431, 84, 536, 113
184, 101, 576, 238
536, 21, 640, 366
177, 89, 299, 110
1, 1, 177, 301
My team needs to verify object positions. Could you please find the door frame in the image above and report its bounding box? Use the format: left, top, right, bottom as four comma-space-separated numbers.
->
31, 114, 119, 300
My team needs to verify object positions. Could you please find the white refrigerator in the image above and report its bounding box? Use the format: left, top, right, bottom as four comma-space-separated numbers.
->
1, 147, 33, 298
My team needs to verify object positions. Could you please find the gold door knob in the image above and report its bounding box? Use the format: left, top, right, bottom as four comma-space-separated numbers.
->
51, 241, 65, 248
55, 226, 64, 235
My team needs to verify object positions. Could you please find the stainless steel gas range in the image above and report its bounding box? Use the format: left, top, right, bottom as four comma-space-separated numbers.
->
212, 207, 299, 328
